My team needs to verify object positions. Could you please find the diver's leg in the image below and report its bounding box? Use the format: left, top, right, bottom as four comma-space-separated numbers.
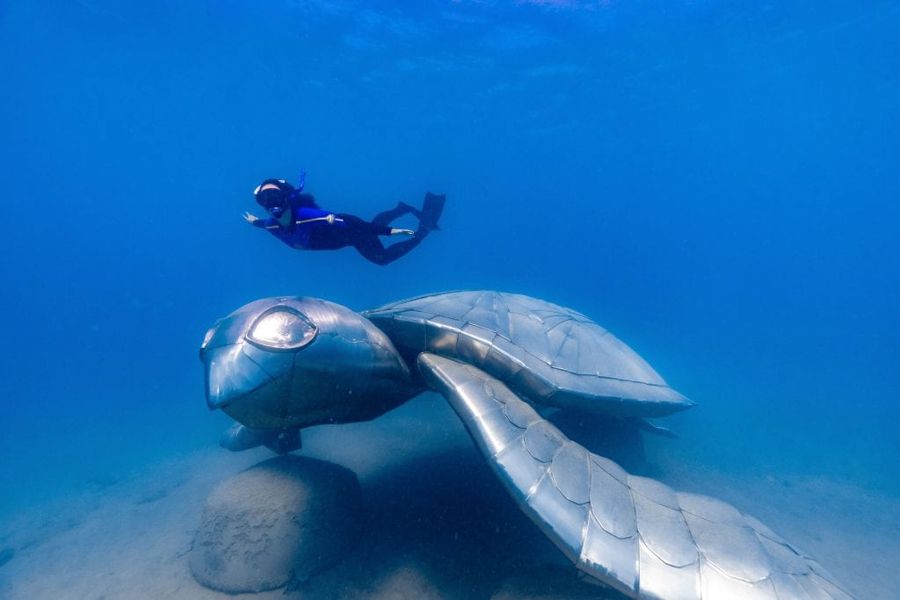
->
337, 213, 391, 236
353, 234, 424, 266
371, 203, 420, 227
308, 214, 383, 250
352, 235, 391, 265
372, 193, 444, 236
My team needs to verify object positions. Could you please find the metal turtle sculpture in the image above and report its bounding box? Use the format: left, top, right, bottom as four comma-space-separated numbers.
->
199, 291, 852, 600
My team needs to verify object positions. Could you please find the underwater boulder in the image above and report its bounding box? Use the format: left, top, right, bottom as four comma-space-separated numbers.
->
189, 455, 362, 593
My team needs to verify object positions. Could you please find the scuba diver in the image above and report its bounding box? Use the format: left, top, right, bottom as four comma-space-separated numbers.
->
243, 173, 445, 266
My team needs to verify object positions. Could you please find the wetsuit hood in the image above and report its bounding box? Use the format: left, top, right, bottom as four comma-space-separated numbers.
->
255, 179, 296, 218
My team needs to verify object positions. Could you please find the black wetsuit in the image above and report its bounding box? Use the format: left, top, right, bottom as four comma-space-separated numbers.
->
252, 194, 426, 265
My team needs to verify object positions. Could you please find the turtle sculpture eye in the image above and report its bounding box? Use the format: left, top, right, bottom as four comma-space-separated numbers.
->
246, 307, 318, 351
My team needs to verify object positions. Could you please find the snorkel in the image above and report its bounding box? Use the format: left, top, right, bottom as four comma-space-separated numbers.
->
295, 170, 306, 193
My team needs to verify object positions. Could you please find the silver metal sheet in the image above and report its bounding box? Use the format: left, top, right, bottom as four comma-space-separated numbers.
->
756, 534, 811, 576
637, 539, 700, 600
768, 572, 812, 599
482, 342, 526, 382
545, 318, 581, 370
469, 405, 523, 457
808, 559, 847, 592
456, 323, 497, 364
682, 511, 772, 583
387, 317, 427, 353
462, 304, 507, 334
424, 318, 461, 354
588, 460, 637, 540
698, 558, 778, 599
511, 361, 558, 401
502, 393, 541, 429
808, 571, 854, 600
579, 514, 639, 597
449, 379, 502, 422
590, 455, 630, 486
630, 475, 681, 510
420, 295, 472, 321
523, 419, 566, 463
549, 442, 591, 505
796, 573, 837, 600
745, 514, 788, 545
679, 492, 746, 527
526, 474, 588, 563
495, 440, 550, 499
632, 490, 697, 569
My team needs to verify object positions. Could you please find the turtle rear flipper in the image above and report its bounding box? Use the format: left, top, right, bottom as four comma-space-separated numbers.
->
418, 353, 853, 600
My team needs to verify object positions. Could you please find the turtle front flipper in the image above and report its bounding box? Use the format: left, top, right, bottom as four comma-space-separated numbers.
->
219, 423, 302, 455
418, 353, 853, 600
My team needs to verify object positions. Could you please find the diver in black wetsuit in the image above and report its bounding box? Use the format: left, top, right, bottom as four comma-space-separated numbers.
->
243, 176, 445, 266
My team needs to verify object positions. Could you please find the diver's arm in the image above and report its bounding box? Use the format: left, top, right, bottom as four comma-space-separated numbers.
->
243, 212, 279, 230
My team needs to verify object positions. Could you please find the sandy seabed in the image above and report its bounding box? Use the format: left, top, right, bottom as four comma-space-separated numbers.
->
1, 396, 897, 600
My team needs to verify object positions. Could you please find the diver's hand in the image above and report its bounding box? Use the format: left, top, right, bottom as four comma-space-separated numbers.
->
390, 228, 415, 236
243, 211, 260, 225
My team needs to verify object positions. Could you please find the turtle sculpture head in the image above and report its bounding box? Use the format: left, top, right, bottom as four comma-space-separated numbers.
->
199, 297, 416, 430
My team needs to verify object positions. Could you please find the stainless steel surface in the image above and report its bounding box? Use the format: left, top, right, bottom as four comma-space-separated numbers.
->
218, 423, 302, 454
200, 290, 852, 599
199, 296, 416, 430
418, 353, 853, 600
365, 290, 692, 417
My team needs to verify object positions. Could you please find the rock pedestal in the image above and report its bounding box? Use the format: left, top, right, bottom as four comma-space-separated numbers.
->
190, 455, 362, 593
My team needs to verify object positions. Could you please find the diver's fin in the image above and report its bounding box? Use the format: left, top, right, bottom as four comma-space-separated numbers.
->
418, 192, 445, 232
417, 353, 853, 600
219, 423, 302, 455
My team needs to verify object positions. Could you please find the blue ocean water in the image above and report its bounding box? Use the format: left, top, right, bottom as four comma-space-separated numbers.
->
1, 0, 898, 539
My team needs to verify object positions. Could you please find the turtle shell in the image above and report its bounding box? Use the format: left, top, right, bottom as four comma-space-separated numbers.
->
364, 291, 692, 418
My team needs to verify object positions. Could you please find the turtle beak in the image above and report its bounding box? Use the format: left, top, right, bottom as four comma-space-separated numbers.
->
203, 345, 271, 410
